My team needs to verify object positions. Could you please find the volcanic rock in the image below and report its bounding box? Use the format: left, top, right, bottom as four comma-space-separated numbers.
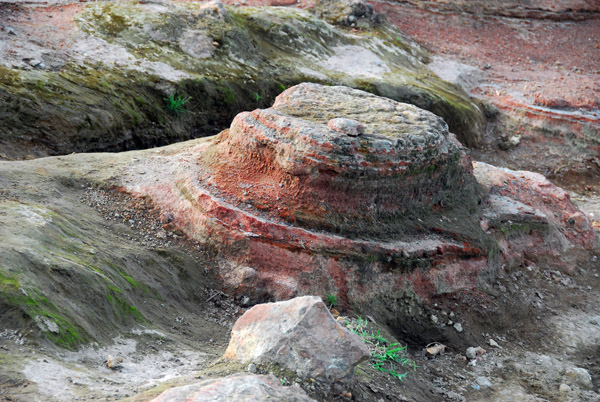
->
0, 83, 596, 358
151, 373, 315, 401
223, 296, 370, 382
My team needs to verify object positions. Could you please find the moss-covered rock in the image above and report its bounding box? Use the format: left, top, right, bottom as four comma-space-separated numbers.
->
0, 153, 220, 350
0, 0, 485, 159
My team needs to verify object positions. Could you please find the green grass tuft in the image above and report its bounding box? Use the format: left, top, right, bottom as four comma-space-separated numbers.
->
164, 94, 191, 116
343, 317, 418, 380
325, 293, 338, 308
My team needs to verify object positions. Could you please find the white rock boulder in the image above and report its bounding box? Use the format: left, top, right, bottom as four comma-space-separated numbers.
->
223, 296, 370, 382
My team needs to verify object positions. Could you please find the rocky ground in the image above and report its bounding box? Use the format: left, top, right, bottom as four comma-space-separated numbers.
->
373, 0, 600, 196
0, 1, 599, 402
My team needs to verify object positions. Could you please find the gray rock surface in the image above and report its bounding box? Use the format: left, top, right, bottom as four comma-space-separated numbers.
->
565, 367, 593, 390
151, 374, 315, 402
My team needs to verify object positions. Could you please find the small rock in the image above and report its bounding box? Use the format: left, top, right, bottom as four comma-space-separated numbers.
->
488, 339, 500, 348
589, 316, 600, 326
475, 376, 492, 388
327, 118, 365, 137
430, 315, 439, 324
466, 346, 486, 360
508, 135, 521, 146
565, 367, 593, 389
247, 363, 257, 373
483, 63, 491, 70
559, 383, 571, 393
426, 343, 446, 356
6, 27, 16, 35
453, 323, 463, 333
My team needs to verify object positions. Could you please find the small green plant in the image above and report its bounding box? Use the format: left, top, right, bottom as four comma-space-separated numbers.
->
164, 94, 191, 116
254, 92, 261, 102
343, 317, 417, 380
325, 293, 337, 308
278, 83, 287, 91
371, 343, 415, 380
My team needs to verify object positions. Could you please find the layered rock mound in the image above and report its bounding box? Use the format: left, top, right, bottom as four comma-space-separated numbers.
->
205, 83, 479, 237
0, 83, 596, 357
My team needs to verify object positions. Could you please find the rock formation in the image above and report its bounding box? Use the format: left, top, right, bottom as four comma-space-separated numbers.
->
119, 83, 597, 330
0, 81, 597, 401
387, 0, 600, 21
376, 0, 600, 206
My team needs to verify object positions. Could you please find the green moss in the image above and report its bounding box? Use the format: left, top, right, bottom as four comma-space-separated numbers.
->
218, 84, 236, 105
121, 274, 139, 288
42, 311, 85, 349
0, 278, 88, 350
108, 285, 123, 294
499, 222, 547, 239
0, 272, 19, 291
0, 66, 21, 86
107, 288, 145, 322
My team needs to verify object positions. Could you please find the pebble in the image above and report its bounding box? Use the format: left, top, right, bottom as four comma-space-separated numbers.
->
430, 314, 439, 324
466, 346, 485, 359
589, 316, 600, 326
559, 383, 571, 393
6, 26, 16, 35
565, 367, 593, 389
327, 118, 365, 137
247, 363, 257, 373
488, 339, 500, 348
475, 376, 492, 388
453, 323, 463, 333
